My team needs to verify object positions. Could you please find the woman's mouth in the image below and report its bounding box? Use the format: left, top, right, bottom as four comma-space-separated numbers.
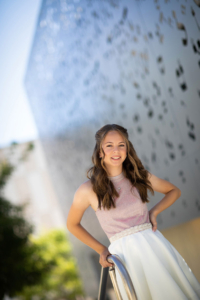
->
111, 156, 121, 161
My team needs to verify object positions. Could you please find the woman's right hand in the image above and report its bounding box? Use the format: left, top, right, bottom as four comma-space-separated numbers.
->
99, 246, 114, 268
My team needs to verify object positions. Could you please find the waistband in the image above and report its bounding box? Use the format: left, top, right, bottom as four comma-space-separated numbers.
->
109, 222, 153, 243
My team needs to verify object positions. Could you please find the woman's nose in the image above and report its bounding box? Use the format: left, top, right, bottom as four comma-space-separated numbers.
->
113, 146, 119, 152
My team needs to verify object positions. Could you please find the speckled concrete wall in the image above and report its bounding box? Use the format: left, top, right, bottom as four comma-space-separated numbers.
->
24, 0, 200, 296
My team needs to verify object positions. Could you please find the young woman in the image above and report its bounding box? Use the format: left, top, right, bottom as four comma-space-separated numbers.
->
67, 124, 200, 300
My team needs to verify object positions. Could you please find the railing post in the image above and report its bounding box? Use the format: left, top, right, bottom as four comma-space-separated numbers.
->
97, 254, 138, 300
108, 265, 123, 300
97, 266, 109, 300
107, 255, 138, 300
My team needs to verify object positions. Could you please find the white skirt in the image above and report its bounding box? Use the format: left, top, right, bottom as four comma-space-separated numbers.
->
108, 226, 200, 300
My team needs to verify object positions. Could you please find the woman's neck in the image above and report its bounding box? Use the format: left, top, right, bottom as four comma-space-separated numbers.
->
106, 168, 124, 177
108, 171, 125, 182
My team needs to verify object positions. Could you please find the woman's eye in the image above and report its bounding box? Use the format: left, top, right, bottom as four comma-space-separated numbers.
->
107, 145, 125, 147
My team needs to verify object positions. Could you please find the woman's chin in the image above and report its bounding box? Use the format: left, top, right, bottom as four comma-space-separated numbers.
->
109, 158, 124, 166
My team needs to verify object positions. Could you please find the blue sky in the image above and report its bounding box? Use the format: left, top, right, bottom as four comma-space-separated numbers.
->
0, 0, 42, 148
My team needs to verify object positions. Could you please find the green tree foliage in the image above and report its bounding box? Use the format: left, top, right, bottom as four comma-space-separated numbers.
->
0, 142, 85, 299
16, 230, 84, 300
0, 196, 55, 299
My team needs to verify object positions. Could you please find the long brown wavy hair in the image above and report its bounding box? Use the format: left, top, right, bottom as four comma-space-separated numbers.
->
86, 124, 154, 210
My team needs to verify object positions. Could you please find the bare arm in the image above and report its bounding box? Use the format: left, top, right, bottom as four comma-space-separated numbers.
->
66, 182, 113, 267
147, 172, 181, 232
148, 172, 181, 216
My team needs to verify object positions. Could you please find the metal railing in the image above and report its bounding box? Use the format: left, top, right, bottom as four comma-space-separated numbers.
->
98, 254, 138, 300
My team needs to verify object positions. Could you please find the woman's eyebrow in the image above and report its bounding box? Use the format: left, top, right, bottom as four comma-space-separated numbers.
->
105, 141, 125, 144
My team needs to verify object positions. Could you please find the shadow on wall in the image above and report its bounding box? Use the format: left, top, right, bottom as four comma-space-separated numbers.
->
24, 0, 200, 297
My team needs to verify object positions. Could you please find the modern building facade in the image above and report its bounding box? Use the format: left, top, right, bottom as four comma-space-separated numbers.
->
24, 0, 200, 296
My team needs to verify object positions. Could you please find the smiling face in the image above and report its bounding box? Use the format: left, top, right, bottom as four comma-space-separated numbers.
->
99, 130, 127, 176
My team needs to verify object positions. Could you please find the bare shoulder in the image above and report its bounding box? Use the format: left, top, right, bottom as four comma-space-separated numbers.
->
73, 179, 94, 207
67, 180, 95, 228
147, 171, 181, 195
76, 179, 93, 195
75, 179, 100, 212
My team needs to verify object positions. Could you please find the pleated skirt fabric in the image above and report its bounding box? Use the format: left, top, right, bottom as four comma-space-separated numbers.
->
108, 227, 200, 300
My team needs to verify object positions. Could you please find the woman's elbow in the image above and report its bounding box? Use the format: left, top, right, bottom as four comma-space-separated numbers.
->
175, 188, 181, 197
66, 219, 73, 232
66, 219, 80, 232
66, 217, 72, 231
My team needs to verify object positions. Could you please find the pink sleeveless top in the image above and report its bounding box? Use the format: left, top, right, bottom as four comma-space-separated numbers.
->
95, 171, 150, 239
